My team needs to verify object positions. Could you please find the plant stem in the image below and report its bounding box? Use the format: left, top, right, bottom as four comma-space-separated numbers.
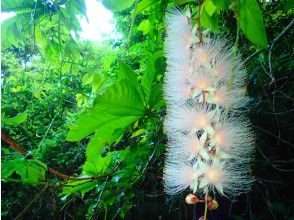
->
204, 189, 208, 220
198, 0, 203, 43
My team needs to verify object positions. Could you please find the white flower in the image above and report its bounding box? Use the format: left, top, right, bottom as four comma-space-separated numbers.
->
164, 104, 215, 135
195, 159, 254, 198
210, 117, 255, 160
163, 161, 197, 195
163, 10, 254, 200
167, 133, 209, 161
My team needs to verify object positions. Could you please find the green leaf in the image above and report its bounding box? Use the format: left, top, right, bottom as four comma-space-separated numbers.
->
201, 7, 219, 33
271, 202, 288, 215
2, 157, 46, 184
138, 20, 151, 35
85, 123, 126, 159
141, 50, 164, 101
204, 0, 217, 16
82, 72, 94, 86
3, 112, 28, 125
148, 83, 164, 109
83, 154, 112, 176
61, 180, 97, 197
118, 63, 141, 93
239, 0, 267, 48
135, 0, 157, 15
173, 0, 194, 5
66, 77, 145, 141
285, 0, 294, 10
211, 0, 230, 10
102, 0, 135, 12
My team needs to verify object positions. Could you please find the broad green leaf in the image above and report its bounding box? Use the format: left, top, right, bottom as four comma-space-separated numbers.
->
66, 78, 145, 141
204, 0, 217, 16
148, 83, 164, 109
141, 50, 164, 101
285, 0, 294, 9
82, 73, 94, 86
61, 180, 97, 197
118, 63, 140, 91
201, 7, 220, 33
21, 160, 47, 184
3, 112, 28, 125
2, 157, 46, 184
239, 0, 267, 48
102, 0, 135, 12
85, 121, 128, 159
135, 0, 157, 15
138, 20, 151, 35
211, 0, 230, 10
173, 0, 194, 5
83, 154, 112, 176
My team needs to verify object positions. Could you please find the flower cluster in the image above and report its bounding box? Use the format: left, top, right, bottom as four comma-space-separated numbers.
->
163, 10, 254, 199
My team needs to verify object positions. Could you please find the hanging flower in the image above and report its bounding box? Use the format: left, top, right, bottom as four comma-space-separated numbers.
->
163, 9, 254, 200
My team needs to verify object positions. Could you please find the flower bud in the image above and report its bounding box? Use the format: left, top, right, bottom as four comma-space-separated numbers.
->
185, 194, 199, 204
208, 199, 219, 210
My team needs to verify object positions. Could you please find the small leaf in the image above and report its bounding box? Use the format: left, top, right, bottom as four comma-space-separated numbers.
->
82, 72, 94, 86
138, 20, 150, 35
3, 112, 28, 125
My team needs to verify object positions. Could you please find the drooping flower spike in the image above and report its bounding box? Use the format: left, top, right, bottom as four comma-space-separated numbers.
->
163, 9, 254, 200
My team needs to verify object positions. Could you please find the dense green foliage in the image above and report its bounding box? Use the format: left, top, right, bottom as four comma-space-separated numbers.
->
1, 0, 294, 219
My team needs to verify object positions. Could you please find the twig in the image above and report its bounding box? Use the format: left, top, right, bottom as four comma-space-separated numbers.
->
198, 0, 203, 43
244, 18, 294, 68
126, 0, 138, 50
90, 177, 108, 220
243, 48, 265, 64
254, 125, 294, 148
15, 184, 49, 219
35, 112, 59, 156
1, 132, 121, 181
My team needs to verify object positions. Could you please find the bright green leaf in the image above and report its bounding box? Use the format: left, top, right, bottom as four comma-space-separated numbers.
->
67, 78, 145, 141
204, 0, 217, 16
3, 112, 28, 125
102, 0, 135, 12
61, 180, 97, 197
239, 0, 267, 48
135, 0, 157, 15
138, 20, 151, 35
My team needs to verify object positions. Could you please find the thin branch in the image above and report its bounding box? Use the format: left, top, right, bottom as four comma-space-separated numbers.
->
243, 48, 265, 64
197, 0, 203, 43
254, 125, 294, 148
35, 112, 59, 156
126, 0, 138, 50
15, 184, 49, 219
244, 18, 294, 67
1, 132, 121, 181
